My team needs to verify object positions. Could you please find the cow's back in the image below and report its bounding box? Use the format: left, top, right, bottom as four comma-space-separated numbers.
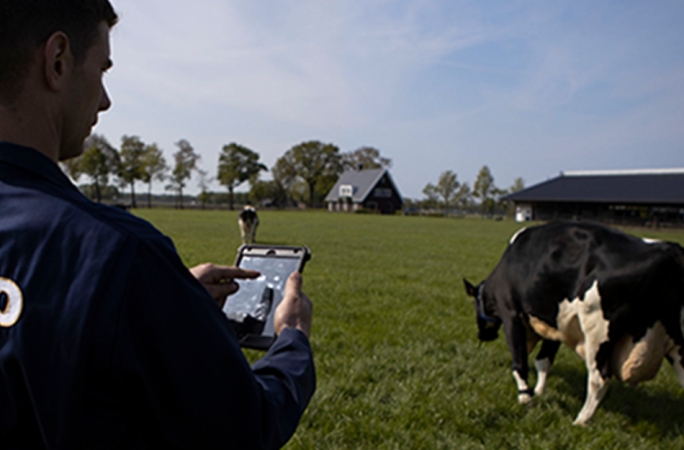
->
489, 222, 684, 325
239, 208, 257, 224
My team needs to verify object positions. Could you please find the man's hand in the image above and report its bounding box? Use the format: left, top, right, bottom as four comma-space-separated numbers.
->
189, 263, 260, 307
273, 272, 312, 338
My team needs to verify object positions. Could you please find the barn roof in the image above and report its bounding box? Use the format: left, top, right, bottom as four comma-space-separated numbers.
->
325, 168, 401, 203
506, 169, 684, 205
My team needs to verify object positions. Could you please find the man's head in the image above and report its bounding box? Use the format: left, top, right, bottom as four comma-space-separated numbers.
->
0, 0, 118, 162
0, 0, 118, 105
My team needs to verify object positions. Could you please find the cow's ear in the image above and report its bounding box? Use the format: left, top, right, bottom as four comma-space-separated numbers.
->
463, 279, 477, 297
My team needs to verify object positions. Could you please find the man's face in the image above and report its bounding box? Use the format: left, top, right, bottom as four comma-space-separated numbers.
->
59, 22, 112, 161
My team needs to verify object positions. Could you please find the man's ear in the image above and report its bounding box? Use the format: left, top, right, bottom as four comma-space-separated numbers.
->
43, 31, 73, 91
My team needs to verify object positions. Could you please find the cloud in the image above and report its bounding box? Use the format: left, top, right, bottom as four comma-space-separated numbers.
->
97, 0, 684, 198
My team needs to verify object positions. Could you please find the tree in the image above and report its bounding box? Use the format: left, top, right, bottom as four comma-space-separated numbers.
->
275, 140, 343, 208
249, 180, 278, 207
196, 168, 212, 209
422, 183, 439, 210
167, 139, 199, 209
217, 143, 267, 210
78, 134, 119, 203
455, 182, 472, 212
119, 135, 147, 208
341, 146, 392, 171
473, 165, 496, 216
510, 177, 525, 193
422, 170, 461, 214
436, 170, 460, 213
270, 157, 298, 207
497, 177, 525, 217
140, 143, 167, 208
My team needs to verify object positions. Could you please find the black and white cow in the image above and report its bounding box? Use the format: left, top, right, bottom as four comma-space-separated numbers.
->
238, 205, 259, 244
463, 221, 684, 425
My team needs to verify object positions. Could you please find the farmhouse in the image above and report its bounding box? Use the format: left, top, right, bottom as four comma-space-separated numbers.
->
325, 168, 403, 214
506, 168, 684, 226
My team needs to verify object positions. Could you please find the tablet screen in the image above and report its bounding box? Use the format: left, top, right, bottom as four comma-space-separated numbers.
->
223, 255, 301, 340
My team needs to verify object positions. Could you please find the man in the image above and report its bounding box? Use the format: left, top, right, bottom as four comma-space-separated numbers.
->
0, 1, 315, 448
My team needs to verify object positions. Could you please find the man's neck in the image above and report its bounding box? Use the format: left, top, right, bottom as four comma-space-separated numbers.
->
0, 96, 60, 163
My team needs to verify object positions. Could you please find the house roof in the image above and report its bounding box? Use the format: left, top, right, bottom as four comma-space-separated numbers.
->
506, 169, 684, 205
325, 168, 400, 203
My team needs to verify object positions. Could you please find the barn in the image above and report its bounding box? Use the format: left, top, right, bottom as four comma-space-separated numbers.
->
325, 168, 403, 214
506, 168, 684, 226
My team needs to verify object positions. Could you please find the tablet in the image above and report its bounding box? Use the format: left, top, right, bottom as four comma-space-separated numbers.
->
223, 244, 310, 350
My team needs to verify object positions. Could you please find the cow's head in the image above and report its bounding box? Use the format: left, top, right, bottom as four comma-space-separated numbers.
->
463, 278, 502, 342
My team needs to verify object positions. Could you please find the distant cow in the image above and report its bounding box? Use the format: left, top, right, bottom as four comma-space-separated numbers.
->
238, 205, 259, 244
463, 221, 684, 425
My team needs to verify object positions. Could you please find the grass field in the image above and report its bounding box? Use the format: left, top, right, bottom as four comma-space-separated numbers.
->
135, 209, 684, 449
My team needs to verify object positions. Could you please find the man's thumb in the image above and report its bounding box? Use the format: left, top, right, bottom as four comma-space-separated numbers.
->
286, 271, 302, 294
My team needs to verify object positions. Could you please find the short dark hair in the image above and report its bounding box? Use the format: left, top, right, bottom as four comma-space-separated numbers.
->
0, 0, 118, 104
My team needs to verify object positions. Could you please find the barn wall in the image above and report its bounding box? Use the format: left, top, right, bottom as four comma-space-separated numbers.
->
515, 204, 533, 222
528, 202, 684, 227
327, 199, 364, 213
362, 173, 402, 214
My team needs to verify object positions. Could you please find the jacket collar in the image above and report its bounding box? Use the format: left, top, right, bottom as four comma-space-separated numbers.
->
0, 141, 81, 193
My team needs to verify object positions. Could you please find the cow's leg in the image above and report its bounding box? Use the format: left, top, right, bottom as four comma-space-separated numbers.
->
670, 308, 684, 387
504, 317, 534, 404
573, 281, 611, 426
573, 364, 611, 426
668, 345, 684, 387
239, 220, 247, 244
534, 339, 561, 396
250, 221, 258, 243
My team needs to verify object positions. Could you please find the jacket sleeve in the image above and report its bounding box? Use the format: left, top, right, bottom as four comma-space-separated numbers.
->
109, 238, 315, 449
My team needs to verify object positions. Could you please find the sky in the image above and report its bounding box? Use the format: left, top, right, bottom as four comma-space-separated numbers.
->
94, 0, 684, 199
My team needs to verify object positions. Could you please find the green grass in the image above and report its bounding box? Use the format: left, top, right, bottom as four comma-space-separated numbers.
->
134, 209, 684, 449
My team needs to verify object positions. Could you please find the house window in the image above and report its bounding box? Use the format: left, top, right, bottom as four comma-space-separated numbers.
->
339, 185, 354, 197
374, 188, 392, 198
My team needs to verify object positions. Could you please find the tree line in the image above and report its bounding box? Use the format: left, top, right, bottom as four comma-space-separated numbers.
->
416, 167, 525, 216
61, 135, 393, 209
63, 134, 524, 214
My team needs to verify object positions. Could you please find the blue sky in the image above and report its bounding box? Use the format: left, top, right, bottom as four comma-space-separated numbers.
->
94, 0, 684, 199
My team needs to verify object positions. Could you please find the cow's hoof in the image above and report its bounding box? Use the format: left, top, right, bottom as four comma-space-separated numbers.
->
572, 418, 589, 427
518, 393, 533, 404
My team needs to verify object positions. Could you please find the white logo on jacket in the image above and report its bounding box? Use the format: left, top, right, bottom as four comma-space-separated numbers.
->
0, 277, 23, 327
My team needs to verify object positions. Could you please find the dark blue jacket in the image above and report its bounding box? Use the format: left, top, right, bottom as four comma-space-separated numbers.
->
0, 142, 315, 449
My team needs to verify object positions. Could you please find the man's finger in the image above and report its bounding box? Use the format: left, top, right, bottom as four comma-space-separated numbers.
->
216, 267, 260, 281
285, 271, 302, 294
